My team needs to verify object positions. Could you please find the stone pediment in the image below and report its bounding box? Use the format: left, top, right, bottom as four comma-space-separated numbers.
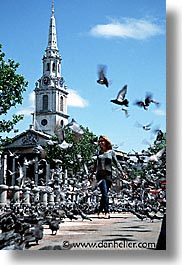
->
4, 128, 52, 150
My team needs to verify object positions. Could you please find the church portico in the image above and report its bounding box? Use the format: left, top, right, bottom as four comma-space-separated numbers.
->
0, 128, 52, 187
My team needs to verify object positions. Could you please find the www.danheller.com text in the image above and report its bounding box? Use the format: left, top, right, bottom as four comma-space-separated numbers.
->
62, 240, 156, 250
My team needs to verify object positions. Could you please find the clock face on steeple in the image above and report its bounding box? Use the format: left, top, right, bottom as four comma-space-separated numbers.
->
42, 76, 50, 86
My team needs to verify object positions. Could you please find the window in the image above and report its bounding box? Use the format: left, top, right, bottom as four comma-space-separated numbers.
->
60, 120, 64, 127
52, 62, 55, 71
47, 63, 50, 71
41, 119, 48, 126
43, 95, 48, 111
60, 96, 63, 111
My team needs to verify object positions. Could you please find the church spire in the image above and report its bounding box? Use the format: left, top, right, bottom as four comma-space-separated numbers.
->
34, 1, 69, 136
46, 0, 58, 51
52, 0, 55, 16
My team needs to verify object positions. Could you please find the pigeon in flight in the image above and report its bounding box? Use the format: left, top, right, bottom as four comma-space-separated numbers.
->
58, 140, 73, 149
97, 65, 109, 87
112, 106, 129, 118
135, 121, 153, 131
66, 119, 84, 135
134, 93, 160, 110
147, 148, 165, 162
54, 125, 65, 143
110, 85, 129, 107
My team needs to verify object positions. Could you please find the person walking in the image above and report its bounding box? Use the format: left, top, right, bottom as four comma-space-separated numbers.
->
89, 135, 126, 219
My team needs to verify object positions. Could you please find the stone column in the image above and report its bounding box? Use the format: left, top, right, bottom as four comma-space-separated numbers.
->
0, 154, 3, 184
46, 163, 50, 185
64, 169, 68, 185
11, 158, 16, 186
3, 155, 8, 185
40, 190, 47, 206
34, 156, 39, 186
22, 157, 27, 187
22, 187, 31, 206
32, 186, 40, 204
0, 184, 8, 207
54, 185, 60, 204
12, 185, 20, 205
48, 192, 55, 206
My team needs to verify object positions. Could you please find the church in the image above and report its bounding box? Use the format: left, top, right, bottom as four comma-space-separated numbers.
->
0, 2, 69, 186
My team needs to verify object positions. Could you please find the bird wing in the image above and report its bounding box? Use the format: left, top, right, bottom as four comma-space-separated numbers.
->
144, 93, 152, 105
58, 140, 72, 149
145, 121, 153, 127
98, 67, 105, 80
54, 125, 64, 143
69, 123, 84, 134
116, 85, 127, 101
134, 100, 145, 107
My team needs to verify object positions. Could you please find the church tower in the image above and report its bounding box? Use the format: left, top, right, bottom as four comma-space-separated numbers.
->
34, 1, 69, 136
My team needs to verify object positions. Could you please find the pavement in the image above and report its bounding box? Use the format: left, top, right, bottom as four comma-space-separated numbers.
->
29, 212, 162, 251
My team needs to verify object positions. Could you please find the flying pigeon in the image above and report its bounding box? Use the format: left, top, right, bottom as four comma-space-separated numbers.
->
135, 121, 153, 131
134, 93, 160, 110
97, 65, 109, 87
110, 85, 129, 107
58, 140, 73, 149
112, 106, 129, 118
66, 119, 84, 135
147, 148, 165, 162
54, 125, 65, 143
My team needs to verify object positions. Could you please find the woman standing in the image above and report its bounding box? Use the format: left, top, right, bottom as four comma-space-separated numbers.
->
89, 135, 126, 219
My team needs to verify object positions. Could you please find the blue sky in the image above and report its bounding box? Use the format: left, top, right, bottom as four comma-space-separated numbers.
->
0, 0, 166, 152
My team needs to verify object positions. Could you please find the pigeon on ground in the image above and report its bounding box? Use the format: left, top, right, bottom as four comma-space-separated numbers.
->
79, 210, 92, 221
48, 219, 60, 235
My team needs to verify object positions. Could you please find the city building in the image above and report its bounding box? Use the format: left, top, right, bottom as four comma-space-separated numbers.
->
0, 2, 68, 186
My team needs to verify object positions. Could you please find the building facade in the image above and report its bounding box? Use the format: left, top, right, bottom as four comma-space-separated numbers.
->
0, 2, 68, 186
34, 2, 69, 136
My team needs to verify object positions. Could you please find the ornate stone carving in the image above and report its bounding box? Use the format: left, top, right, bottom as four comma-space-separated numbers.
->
22, 132, 38, 145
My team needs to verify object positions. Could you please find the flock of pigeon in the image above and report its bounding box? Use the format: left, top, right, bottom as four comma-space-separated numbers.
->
0, 65, 166, 250
0, 129, 166, 250
97, 65, 160, 121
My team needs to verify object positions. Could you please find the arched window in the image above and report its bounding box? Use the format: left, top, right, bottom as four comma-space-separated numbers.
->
47, 63, 50, 71
60, 96, 63, 112
52, 62, 56, 71
60, 120, 64, 127
43, 95, 48, 111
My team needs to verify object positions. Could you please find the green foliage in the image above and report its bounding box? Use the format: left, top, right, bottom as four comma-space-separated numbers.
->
129, 130, 166, 180
0, 43, 28, 134
46, 126, 98, 175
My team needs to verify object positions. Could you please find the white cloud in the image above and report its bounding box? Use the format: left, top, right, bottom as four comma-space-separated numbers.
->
89, 18, 164, 40
67, 89, 89, 108
28, 92, 35, 106
16, 92, 35, 116
16, 89, 88, 116
152, 109, 166, 116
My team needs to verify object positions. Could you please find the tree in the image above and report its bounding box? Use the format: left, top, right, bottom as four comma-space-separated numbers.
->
0, 44, 28, 135
46, 126, 98, 177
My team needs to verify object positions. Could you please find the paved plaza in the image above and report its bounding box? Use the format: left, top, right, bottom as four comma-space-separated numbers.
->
29, 212, 162, 251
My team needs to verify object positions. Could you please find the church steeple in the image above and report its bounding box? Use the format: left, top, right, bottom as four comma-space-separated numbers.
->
34, 1, 69, 136
46, 0, 58, 53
